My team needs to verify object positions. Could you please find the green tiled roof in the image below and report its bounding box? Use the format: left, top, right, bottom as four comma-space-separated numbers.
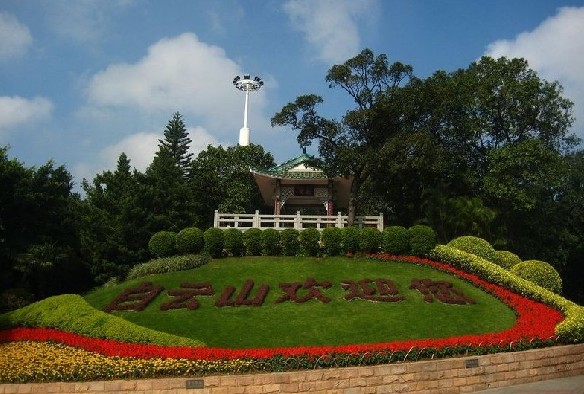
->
252, 153, 328, 179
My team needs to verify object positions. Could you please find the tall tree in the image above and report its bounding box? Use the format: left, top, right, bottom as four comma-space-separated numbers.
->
271, 49, 413, 223
81, 153, 151, 283
190, 144, 275, 228
158, 112, 193, 176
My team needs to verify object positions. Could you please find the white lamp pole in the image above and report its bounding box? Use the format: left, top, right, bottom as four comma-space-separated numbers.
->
233, 74, 263, 146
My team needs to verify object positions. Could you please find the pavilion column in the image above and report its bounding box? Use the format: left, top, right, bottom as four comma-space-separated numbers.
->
274, 179, 281, 215
327, 179, 334, 216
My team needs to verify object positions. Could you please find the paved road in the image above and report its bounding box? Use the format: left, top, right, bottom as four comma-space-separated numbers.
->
473, 375, 584, 393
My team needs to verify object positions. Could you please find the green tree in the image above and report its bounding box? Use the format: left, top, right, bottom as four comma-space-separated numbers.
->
158, 112, 193, 176
0, 146, 88, 303
189, 144, 275, 227
81, 153, 152, 283
144, 113, 198, 231
271, 49, 413, 224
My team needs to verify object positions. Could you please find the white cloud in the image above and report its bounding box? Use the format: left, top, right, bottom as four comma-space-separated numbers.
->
43, 0, 136, 45
486, 6, 584, 139
0, 12, 32, 59
0, 96, 53, 132
283, 0, 377, 65
86, 32, 265, 135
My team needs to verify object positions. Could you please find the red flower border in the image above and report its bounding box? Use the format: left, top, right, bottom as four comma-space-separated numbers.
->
0, 255, 564, 361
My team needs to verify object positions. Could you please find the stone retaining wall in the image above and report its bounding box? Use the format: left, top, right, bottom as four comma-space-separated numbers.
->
1, 344, 583, 394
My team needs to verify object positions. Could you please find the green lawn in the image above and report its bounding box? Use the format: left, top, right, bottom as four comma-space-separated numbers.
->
84, 256, 516, 348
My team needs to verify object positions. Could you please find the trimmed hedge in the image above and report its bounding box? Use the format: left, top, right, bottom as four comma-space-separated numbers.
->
447, 235, 496, 262
148, 231, 177, 258
175, 227, 204, 255
280, 228, 300, 256
359, 227, 382, 254
343, 227, 361, 254
299, 228, 321, 256
223, 228, 244, 257
0, 294, 202, 346
243, 228, 262, 256
261, 229, 280, 256
511, 260, 562, 294
382, 226, 410, 255
321, 227, 344, 256
127, 254, 211, 280
203, 228, 224, 258
408, 225, 437, 256
429, 244, 584, 343
494, 250, 522, 270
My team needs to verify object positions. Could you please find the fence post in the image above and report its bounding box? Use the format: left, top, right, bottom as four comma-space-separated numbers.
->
214, 210, 219, 228
295, 211, 301, 229
336, 212, 343, 228
253, 210, 260, 229
378, 213, 384, 231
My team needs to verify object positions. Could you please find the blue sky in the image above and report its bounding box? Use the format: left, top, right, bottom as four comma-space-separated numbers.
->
1, 0, 583, 192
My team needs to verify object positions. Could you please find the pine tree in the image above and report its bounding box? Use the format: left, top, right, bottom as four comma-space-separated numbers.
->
157, 112, 192, 176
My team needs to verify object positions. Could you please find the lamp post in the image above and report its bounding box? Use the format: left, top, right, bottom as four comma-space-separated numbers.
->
233, 74, 263, 146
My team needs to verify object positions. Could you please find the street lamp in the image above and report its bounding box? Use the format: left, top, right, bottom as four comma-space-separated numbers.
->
233, 74, 263, 146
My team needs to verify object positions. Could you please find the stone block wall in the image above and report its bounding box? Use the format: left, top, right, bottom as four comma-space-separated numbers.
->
1, 344, 583, 393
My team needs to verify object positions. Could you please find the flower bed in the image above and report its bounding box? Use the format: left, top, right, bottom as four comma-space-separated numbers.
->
0, 255, 566, 383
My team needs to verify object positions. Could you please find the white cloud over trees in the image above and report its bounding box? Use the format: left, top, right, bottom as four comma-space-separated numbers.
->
486, 6, 584, 139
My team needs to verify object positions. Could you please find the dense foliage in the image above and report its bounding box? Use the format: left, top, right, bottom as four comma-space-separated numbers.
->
1, 48, 584, 308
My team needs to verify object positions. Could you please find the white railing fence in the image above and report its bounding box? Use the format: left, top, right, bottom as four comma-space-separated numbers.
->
214, 210, 383, 231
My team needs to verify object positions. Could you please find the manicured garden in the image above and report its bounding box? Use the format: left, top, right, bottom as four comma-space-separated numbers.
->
1, 228, 583, 384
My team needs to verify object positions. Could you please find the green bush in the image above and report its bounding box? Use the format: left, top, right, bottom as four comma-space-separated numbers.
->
300, 228, 321, 256
510, 260, 562, 294
203, 227, 224, 258
280, 228, 300, 256
243, 228, 262, 256
494, 250, 522, 270
0, 294, 202, 346
223, 228, 244, 257
321, 227, 344, 256
127, 254, 211, 280
447, 235, 496, 262
261, 229, 281, 256
359, 227, 382, 253
382, 226, 410, 255
148, 231, 177, 258
429, 244, 584, 343
175, 227, 204, 254
408, 225, 437, 256
343, 227, 361, 254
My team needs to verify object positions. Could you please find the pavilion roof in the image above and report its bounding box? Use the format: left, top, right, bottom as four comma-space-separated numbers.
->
251, 152, 328, 180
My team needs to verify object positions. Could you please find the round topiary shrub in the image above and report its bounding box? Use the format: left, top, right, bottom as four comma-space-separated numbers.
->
148, 231, 177, 257
510, 259, 562, 294
321, 227, 344, 256
300, 228, 321, 256
261, 228, 281, 256
243, 228, 262, 256
203, 227, 224, 258
493, 250, 522, 270
223, 228, 244, 257
447, 235, 496, 262
382, 226, 410, 255
343, 227, 361, 254
408, 225, 437, 256
175, 227, 204, 254
280, 228, 300, 256
359, 227, 382, 254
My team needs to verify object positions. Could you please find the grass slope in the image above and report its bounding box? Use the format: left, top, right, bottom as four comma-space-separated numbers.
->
84, 257, 516, 348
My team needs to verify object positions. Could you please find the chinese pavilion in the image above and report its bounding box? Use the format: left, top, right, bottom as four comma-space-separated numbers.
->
251, 151, 353, 216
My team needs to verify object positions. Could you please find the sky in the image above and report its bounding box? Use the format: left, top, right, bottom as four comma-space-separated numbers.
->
1, 0, 584, 193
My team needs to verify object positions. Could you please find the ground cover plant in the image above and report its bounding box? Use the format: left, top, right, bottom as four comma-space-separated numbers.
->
82, 256, 516, 348
0, 253, 578, 383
